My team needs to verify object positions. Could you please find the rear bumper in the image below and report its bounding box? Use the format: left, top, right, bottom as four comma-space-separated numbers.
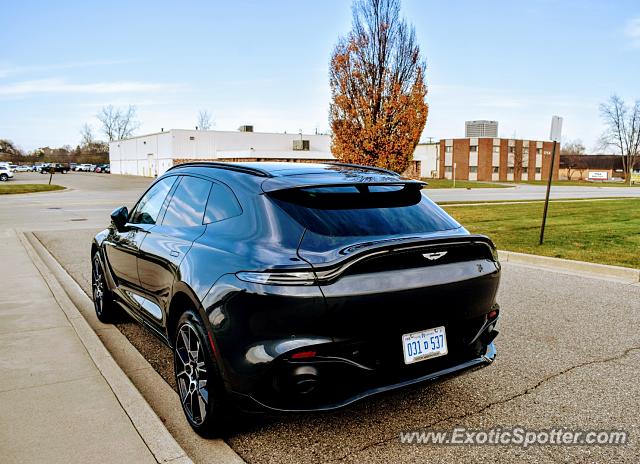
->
231, 342, 497, 413
205, 266, 501, 413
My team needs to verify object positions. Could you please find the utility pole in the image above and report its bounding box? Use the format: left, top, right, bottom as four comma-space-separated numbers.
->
539, 116, 563, 245
452, 162, 456, 189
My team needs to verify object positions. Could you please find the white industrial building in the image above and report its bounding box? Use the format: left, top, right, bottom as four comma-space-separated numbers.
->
109, 128, 333, 177
412, 142, 440, 178
109, 127, 439, 178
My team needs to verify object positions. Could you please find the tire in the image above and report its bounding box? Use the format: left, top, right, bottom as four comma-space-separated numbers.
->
174, 309, 230, 437
92, 253, 119, 323
0, 174, 7, 182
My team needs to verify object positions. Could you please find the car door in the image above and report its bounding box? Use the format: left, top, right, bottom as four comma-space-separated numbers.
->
104, 176, 177, 291
136, 175, 212, 334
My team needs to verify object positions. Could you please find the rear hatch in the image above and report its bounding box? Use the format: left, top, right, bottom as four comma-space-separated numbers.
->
267, 181, 500, 369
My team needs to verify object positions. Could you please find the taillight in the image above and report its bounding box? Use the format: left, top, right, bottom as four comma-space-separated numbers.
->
291, 350, 317, 359
235, 271, 316, 285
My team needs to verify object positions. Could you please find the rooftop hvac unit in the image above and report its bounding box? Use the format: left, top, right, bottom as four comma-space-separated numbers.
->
293, 139, 310, 151
238, 125, 254, 132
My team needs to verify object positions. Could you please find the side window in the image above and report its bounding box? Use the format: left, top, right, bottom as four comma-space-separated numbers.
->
130, 177, 176, 225
205, 182, 243, 224
162, 176, 211, 227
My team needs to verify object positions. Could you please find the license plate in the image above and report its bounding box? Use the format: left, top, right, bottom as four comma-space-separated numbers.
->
402, 326, 448, 364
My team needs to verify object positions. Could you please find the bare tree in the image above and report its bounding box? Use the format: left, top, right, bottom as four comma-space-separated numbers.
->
561, 139, 586, 157
560, 140, 587, 180
599, 95, 640, 184
197, 110, 213, 130
97, 105, 141, 141
80, 123, 95, 147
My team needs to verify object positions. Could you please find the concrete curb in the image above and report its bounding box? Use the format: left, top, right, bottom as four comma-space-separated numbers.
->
498, 250, 640, 283
26, 232, 246, 464
18, 231, 194, 464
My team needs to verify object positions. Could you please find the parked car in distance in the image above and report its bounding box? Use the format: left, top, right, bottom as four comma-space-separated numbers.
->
75, 164, 93, 172
41, 163, 70, 174
32, 164, 44, 172
70, 163, 78, 170
0, 165, 15, 181
95, 164, 110, 173
14, 165, 32, 172
91, 161, 502, 437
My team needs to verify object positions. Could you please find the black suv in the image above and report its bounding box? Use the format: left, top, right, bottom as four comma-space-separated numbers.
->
41, 163, 70, 174
92, 162, 501, 436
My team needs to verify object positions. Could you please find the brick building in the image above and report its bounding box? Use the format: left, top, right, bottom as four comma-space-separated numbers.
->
439, 138, 559, 182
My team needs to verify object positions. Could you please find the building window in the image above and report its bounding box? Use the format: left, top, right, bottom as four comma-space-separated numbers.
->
508, 146, 515, 154
508, 167, 514, 174
445, 166, 452, 173
523, 147, 529, 155
492, 146, 500, 154
470, 166, 478, 173
445, 146, 452, 153
492, 167, 499, 174
470, 145, 478, 152
535, 167, 541, 174
536, 148, 542, 155
522, 167, 528, 174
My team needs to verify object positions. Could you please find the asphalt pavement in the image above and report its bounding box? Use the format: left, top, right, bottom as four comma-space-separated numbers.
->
423, 182, 640, 203
3, 171, 640, 463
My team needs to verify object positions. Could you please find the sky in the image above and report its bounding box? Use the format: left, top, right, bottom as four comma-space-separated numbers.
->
1, 0, 639, 152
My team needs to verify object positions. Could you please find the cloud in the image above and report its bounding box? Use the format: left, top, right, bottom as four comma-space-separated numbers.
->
625, 17, 640, 48
0, 78, 182, 96
0, 59, 132, 79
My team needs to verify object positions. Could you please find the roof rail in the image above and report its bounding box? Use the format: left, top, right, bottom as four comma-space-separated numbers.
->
167, 162, 273, 177
324, 162, 400, 177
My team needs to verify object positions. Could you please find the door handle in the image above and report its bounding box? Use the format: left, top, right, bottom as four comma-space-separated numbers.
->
170, 250, 180, 257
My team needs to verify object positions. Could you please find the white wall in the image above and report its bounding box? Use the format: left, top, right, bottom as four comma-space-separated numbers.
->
109, 132, 173, 176
170, 130, 332, 160
413, 143, 439, 178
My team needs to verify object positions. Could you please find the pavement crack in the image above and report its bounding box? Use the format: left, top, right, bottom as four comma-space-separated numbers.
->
329, 345, 640, 462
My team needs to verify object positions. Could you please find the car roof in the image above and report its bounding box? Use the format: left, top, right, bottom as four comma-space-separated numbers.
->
165, 161, 424, 194
168, 161, 400, 177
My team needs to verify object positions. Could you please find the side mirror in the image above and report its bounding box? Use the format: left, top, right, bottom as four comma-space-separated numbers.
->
110, 206, 129, 232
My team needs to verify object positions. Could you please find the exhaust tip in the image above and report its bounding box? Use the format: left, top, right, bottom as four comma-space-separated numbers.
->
291, 366, 319, 395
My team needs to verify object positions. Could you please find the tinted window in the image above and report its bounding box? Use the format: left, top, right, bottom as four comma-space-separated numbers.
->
130, 177, 176, 225
270, 185, 460, 237
162, 176, 211, 227
204, 182, 242, 223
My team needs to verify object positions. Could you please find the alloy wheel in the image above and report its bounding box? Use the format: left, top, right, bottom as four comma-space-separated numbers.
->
92, 255, 104, 317
175, 323, 209, 425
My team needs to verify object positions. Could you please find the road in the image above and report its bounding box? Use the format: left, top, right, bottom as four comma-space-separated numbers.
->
423, 182, 640, 203
2, 171, 639, 463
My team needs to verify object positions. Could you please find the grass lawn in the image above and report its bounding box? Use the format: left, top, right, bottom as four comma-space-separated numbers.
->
0, 184, 65, 194
421, 178, 511, 189
443, 198, 640, 269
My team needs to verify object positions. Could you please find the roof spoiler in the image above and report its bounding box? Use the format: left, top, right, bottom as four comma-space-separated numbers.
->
261, 175, 426, 193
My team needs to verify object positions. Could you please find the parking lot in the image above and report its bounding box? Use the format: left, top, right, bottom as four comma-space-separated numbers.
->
3, 171, 639, 463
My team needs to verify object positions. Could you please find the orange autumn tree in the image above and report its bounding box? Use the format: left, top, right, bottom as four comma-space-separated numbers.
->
329, 0, 428, 174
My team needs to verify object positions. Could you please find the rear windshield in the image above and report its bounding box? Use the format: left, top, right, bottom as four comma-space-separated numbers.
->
269, 184, 460, 237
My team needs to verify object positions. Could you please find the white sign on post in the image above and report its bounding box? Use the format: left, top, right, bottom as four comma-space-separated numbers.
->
588, 171, 609, 181
550, 116, 563, 142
